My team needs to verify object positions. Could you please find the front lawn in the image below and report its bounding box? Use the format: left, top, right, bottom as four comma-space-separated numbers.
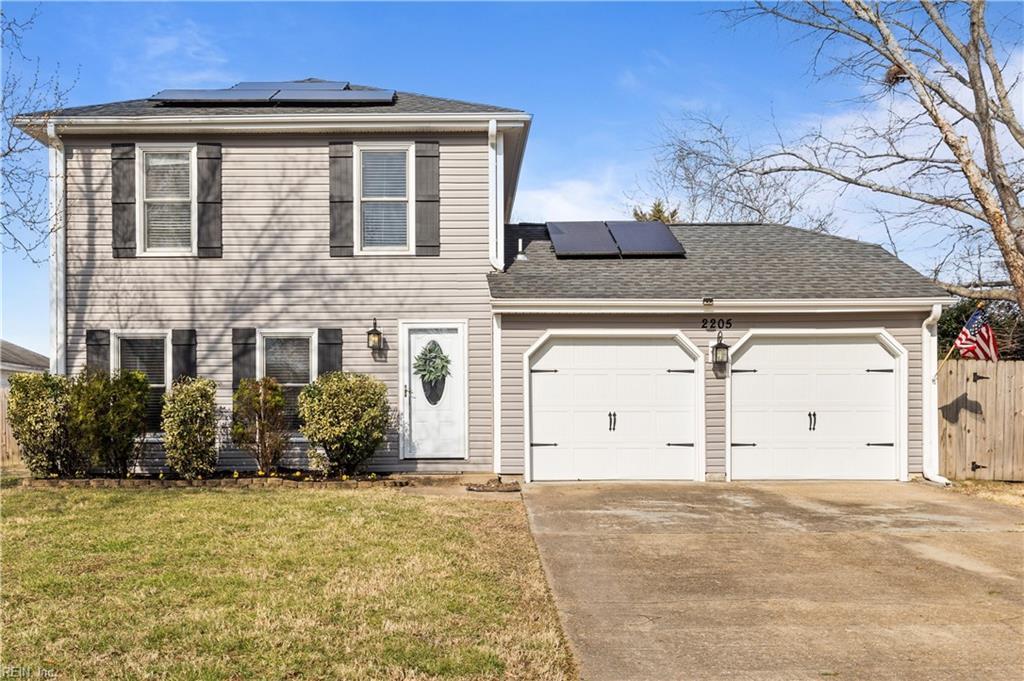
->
1, 487, 576, 680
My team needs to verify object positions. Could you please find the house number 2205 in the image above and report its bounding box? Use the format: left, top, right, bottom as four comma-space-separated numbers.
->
701, 318, 733, 330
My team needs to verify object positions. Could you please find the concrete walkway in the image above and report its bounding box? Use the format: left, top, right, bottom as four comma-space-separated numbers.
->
523, 482, 1024, 681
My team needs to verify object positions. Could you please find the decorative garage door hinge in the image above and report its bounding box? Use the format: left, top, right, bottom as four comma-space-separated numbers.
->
530, 369, 558, 374
666, 442, 694, 447
865, 442, 894, 447
666, 369, 695, 373
530, 442, 558, 447
866, 369, 894, 373
732, 442, 757, 447
731, 369, 757, 373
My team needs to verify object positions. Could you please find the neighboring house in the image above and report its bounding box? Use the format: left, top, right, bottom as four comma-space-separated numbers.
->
1, 340, 49, 388
15, 79, 951, 481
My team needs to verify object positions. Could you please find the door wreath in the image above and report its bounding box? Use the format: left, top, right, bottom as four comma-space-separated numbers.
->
413, 340, 451, 405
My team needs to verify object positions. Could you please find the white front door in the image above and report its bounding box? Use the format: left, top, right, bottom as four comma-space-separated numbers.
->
402, 323, 467, 459
731, 337, 898, 480
530, 337, 698, 481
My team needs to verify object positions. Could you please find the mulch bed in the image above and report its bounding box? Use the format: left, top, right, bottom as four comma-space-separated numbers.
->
466, 478, 521, 493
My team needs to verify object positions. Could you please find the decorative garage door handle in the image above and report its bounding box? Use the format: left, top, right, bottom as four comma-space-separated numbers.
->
531, 442, 558, 447
612, 412, 617, 431
812, 411, 817, 431
808, 412, 813, 431
608, 412, 613, 431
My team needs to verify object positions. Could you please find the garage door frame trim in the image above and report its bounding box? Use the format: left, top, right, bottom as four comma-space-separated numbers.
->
724, 328, 909, 482
522, 328, 706, 483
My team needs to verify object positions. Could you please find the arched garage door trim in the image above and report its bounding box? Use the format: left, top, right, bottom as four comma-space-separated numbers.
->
725, 328, 909, 482
523, 329, 706, 483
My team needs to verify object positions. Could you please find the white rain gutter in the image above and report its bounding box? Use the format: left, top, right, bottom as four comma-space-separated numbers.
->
491, 297, 954, 315
47, 121, 67, 374
921, 303, 951, 485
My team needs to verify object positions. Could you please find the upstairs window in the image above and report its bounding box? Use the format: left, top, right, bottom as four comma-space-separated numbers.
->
260, 332, 316, 430
138, 144, 196, 255
115, 333, 169, 432
355, 142, 415, 254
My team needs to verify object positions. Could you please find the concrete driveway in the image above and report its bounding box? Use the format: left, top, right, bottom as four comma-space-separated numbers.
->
523, 482, 1024, 681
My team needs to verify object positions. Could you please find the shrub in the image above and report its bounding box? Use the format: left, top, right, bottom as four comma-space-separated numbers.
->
299, 372, 390, 475
67, 369, 149, 477
162, 377, 219, 479
231, 378, 289, 473
7, 373, 85, 477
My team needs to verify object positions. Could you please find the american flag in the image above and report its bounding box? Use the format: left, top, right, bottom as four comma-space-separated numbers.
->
954, 309, 1000, 361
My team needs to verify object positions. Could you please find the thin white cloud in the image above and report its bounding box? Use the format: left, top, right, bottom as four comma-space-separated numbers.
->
513, 169, 634, 223
111, 17, 238, 94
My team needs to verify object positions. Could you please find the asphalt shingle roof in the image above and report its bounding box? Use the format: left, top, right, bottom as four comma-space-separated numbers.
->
1, 340, 49, 370
35, 83, 523, 119
489, 223, 947, 300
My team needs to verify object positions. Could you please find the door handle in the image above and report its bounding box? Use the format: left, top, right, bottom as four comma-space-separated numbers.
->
612, 412, 617, 431
608, 412, 613, 431
812, 412, 817, 431
808, 412, 812, 431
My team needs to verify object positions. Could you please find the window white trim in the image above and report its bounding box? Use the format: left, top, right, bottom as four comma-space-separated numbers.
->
135, 143, 198, 257
353, 141, 416, 256
110, 330, 173, 437
109, 330, 173, 390
255, 328, 318, 383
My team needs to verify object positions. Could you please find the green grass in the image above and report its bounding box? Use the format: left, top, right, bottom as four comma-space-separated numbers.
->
1, 487, 576, 680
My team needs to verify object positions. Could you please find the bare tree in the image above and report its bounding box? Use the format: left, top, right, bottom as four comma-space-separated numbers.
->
2, 7, 75, 262
702, 1, 1024, 306
652, 113, 838, 233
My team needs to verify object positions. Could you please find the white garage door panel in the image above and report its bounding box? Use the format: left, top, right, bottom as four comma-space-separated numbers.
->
530, 338, 697, 481
731, 337, 898, 480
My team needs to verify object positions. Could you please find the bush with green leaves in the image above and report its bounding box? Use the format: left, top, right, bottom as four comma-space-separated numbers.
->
231, 377, 289, 473
7, 372, 85, 477
162, 377, 219, 479
67, 369, 149, 478
299, 372, 390, 475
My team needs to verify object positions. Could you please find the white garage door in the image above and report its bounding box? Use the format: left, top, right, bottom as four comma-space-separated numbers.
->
530, 338, 698, 481
731, 337, 898, 480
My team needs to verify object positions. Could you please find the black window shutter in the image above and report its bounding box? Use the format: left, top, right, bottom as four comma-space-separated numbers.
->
415, 141, 440, 257
197, 143, 223, 258
111, 144, 136, 258
232, 328, 257, 390
86, 330, 111, 373
329, 142, 354, 257
171, 329, 198, 381
317, 329, 343, 375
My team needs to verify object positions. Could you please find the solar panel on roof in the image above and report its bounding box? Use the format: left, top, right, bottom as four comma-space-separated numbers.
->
232, 81, 350, 90
149, 88, 279, 102
270, 89, 396, 103
548, 222, 620, 257
607, 221, 685, 257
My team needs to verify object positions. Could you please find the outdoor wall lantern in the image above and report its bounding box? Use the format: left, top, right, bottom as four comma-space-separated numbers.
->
712, 330, 730, 370
366, 318, 383, 351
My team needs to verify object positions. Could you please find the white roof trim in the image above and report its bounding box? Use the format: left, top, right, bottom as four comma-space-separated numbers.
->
16, 112, 531, 136
490, 297, 954, 314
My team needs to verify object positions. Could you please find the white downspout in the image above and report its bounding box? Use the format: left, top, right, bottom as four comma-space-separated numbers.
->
47, 121, 67, 375
487, 119, 503, 270
922, 303, 950, 485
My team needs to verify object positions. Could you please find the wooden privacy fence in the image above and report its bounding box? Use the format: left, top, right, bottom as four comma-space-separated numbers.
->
939, 359, 1024, 481
1, 388, 23, 468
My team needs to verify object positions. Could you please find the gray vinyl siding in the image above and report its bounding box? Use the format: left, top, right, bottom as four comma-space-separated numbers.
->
499, 312, 929, 478
63, 134, 493, 473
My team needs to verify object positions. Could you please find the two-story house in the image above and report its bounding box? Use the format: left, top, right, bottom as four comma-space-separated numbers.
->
17, 79, 951, 483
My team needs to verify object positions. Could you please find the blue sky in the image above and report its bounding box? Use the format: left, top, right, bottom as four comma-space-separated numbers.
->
1, 1, 919, 355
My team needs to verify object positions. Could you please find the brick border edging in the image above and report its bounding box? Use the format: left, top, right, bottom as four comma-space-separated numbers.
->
20, 477, 410, 490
